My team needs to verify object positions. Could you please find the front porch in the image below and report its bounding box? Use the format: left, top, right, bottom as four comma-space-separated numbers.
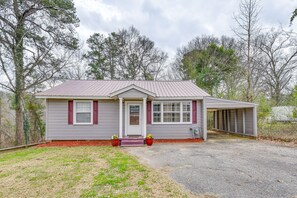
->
110, 84, 156, 144
118, 98, 148, 146
118, 98, 148, 139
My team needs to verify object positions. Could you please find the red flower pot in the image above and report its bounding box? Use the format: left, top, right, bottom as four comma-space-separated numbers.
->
111, 139, 119, 147
146, 138, 154, 146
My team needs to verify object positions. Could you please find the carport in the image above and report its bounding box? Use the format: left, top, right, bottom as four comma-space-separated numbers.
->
203, 97, 258, 141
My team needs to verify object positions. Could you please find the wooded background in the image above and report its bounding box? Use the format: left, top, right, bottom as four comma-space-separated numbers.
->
0, 0, 296, 148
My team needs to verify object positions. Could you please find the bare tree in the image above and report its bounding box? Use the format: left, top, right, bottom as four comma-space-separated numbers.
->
0, 0, 79, 145
233, 0, 262, 102
258, 29, 297, 105
291, 8, 297, 24
85, 26, 168, 80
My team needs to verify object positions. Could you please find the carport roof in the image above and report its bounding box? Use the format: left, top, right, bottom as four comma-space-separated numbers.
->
206, 97, 257, 109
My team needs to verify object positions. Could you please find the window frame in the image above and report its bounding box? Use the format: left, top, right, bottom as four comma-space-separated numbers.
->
152, 102, 162, 123
73, 100, 93, 125
182, 102, 191, 123
151, 101, 192, 124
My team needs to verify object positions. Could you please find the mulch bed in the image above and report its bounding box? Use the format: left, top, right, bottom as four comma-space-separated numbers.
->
37, 138, 204, 147
154, 138, 203, 143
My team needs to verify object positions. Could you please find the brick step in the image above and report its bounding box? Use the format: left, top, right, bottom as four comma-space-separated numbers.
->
121, 140, 144, 143
121, 144, 144, 147
121, 141, 144, 145
120, 138, 145, 147
121, 138, 145, 140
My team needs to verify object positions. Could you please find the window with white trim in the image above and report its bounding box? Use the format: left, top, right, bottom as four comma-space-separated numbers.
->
153, 103, 161, 123
163, 102, 181, 122
182, 102, 191, 122
74, 101, 93, 124
152, 101, 192, 124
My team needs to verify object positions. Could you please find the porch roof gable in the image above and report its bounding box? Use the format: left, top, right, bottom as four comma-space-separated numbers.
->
109, 84, 156, 98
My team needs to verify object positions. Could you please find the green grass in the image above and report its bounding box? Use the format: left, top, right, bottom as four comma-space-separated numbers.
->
0, 147, 48, 163
0, 146, 198, 198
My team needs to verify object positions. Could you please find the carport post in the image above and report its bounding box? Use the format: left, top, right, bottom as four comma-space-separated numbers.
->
235, 110, 238, 133
253, 106, 258, 136
227, 110, 230, 131
214, 111, 217, 129
202, 97, 207, 141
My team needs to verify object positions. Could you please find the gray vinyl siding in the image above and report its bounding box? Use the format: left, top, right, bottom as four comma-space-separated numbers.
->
147, 100, 202, 139
118, 89, 147, 99
147, 124, 197, 139
237, 109, 243, 133
230, 110, 235, 132
214, 108, 256, 136
47, 99, 119, 140
245, 108, 254, 135
218, 110, 223, 130
47, 99, 203, 140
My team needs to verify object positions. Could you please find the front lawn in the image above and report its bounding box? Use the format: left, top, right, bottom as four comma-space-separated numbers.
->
0, 146, 198, 198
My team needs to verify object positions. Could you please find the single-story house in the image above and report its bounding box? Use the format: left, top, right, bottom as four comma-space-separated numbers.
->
36, 80, 258, 142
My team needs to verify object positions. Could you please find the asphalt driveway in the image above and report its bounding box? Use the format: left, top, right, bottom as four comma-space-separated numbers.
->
125, 139, 297, 198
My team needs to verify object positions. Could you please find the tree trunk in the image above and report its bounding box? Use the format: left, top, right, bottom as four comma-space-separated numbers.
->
274, 84, 281, 106
246, 0, 253, 102
14, 15, 25, 145
0, 99, 2, 146
15, 93, 24, 145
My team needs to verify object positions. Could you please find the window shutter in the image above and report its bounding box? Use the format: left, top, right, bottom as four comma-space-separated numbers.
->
192, 100, 197, 124
68, 100, 73, 125
93, 101, 98, 124
147, 101, 151, 124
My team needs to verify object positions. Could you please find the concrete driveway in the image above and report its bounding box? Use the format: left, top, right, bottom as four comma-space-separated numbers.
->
125, 139, 297, 198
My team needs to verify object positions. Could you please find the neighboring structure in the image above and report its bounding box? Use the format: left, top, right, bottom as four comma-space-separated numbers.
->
36, 80, 258, 141
271, 106, 297, 122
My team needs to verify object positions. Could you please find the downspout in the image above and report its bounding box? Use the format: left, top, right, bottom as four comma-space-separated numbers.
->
202, 97, 207, 141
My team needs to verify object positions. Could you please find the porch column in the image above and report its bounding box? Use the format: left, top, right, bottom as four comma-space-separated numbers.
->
142, 98, 147, 138
119, 98, 123, 138
253, 106, 257, 136
242, 109, 246, 134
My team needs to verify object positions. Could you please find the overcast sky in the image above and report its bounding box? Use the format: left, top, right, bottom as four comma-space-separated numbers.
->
74, 0, 297, 59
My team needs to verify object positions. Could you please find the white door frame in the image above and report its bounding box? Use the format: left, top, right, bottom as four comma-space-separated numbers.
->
125, 101, 143, 136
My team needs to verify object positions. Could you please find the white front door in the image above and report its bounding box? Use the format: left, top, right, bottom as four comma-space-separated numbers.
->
126, 103, 142, 136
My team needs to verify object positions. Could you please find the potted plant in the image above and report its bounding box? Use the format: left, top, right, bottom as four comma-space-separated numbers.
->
111, 135, 119, 146
146, 134, 154, 146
